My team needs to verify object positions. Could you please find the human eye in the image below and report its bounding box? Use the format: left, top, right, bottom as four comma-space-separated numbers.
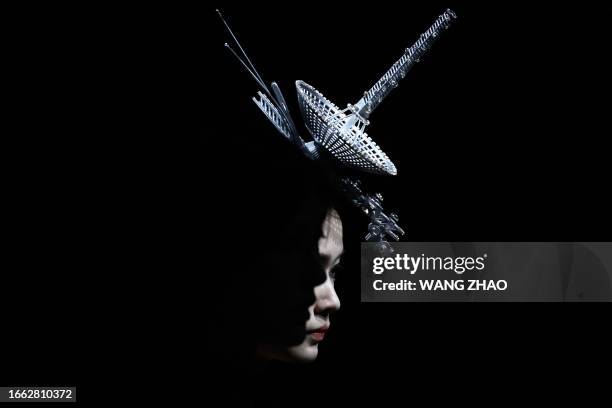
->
329, 263, 342, 283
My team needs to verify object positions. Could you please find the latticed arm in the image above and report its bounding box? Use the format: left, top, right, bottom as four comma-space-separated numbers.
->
356, 9, 456, 118
253, 91, 294, 141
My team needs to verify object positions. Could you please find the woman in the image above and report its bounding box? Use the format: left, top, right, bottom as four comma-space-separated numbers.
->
256, 207, 343, 363
209, 142, 355, 404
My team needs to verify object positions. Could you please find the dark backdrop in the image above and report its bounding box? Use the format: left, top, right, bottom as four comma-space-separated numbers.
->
200, 2, 611, 405
4, 1, 610, 405
198, 2, 611, 405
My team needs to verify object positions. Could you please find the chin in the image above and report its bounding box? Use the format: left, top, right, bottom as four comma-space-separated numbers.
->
257, 340, 320, 363
285, 342, 319, 363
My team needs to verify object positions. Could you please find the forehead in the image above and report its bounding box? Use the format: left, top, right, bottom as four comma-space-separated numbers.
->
319, 209, 343, 258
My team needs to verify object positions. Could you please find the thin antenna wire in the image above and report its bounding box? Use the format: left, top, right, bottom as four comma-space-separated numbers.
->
223, 43, 278, 104
216, 9, 268, 91
223, 43, 266, 90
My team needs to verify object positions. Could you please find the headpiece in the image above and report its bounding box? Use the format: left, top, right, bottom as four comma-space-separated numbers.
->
217, 9, 456, 250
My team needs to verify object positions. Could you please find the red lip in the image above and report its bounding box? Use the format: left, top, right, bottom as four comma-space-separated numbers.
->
308, 326, 329, 342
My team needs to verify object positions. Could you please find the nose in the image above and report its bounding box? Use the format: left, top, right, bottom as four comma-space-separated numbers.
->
313, 278, 341, 316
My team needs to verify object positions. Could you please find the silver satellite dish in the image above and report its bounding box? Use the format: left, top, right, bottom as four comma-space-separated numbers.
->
296, 80, 397, 175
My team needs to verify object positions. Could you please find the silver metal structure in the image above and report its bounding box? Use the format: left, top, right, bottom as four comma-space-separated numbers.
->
296, 9, 456, 175
217, 9, 457, 247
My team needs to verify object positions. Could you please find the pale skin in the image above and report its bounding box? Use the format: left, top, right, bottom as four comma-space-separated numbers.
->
257, 209, 343, 363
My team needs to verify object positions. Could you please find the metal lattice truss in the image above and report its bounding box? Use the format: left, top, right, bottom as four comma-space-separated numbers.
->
360, 9, 456, 116
253, 91, 293, 141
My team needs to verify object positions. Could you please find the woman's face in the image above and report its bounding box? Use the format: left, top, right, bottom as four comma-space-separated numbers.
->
258, 209, 343, 363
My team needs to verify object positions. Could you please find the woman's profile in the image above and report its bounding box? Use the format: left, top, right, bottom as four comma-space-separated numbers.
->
209, 148, 354, 405
255, 206, 343, 363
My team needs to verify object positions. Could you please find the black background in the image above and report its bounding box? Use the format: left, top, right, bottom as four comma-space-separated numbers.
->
202, 2, 611, 405
3, 1, 610, 405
